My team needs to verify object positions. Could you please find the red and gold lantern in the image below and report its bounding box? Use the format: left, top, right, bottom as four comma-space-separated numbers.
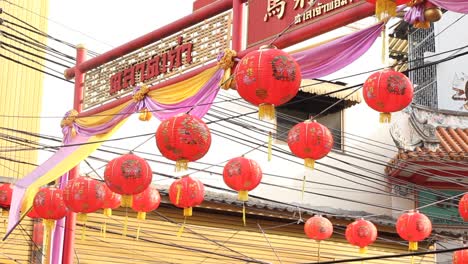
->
169, 176, 205, 217
345, 219, 378, 254
104, 153, 153, 207
287, 120, 333, 169
459, 193, 468, 221
235, 46, 301, 120
27, 206, 41, 219
453, 249, 468, 264
63, 176, 106, 222
396, 210, 432, 251
0, 183, 13, 210
363, 69, 414, 123
223, 157, 262, 202
33, 187, 68, 264
132, 185, 161, 221
366, 0, 409, 20
304, 215, 333, 241
156, 113, 211, 171
102, 185, 121, 217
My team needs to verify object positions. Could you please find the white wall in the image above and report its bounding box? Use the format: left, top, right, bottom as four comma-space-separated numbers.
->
434, 12, 468, 112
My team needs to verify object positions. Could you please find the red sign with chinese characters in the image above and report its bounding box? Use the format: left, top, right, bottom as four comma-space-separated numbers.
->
247, 0, 375, 48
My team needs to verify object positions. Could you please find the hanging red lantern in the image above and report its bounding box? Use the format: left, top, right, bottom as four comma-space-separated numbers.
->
27, 206, 41, 219
132, 185, 161, 220
363, 69, 414, 123
0, 183, 13, 209
63, 176, 106, 222
33, 186, 68, 264
366, 0, 409, 20
287, 120, 333, 169
156, 113, 211, 171
396, 210, 432, 251
235, 45, 301, 120
345, 219, 378, 254
169, 176, 205, 217
453, 249, 468, 264
104, 153, 153, 207
223, 157, 262, 202
304, 215, 333, 241
459, 193, 468, 221
102, 184, 121, 217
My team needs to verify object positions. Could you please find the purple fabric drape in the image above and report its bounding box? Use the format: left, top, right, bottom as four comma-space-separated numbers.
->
404, 4, 425, 24
292, 23, 384, 79
430, 0, 468, 13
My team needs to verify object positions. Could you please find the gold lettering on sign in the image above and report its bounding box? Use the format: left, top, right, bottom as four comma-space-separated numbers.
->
264, 0, 287, 21
293, 0, 354, 25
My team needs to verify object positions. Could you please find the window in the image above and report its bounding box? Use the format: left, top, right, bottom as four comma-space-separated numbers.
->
276, 91, 344, 150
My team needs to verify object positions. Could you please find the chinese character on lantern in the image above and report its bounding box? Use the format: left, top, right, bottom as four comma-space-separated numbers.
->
264, 0, 287, 21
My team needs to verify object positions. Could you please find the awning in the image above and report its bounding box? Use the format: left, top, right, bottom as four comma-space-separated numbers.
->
300, 79, 362, 106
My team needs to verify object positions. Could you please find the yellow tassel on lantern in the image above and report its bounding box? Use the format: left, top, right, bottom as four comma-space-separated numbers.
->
77, 213, 88, 240
301, 174, 307, 201
123, 214, 128, 237
102, 219, 108, 238
138, 108, 152, 121
359, 246, 368, 254
379, 112, 391, 123
267, 131, 273, 161
375, 0, 397, 21
136, 223, 141, 240
238, 190, 249, 202
103, 208, 112, 217
121, 195, 133, 208
258, 103, 275, 120
177, 216, 187, 237
409, 241, 418, 251
242, 202, 246, 226
175, 159, 189, 172
43, 219, 54, 264
304, 158, 315, 169
381, 25, 388, 65
183, 207, 193, 217
137, 212, 146, 220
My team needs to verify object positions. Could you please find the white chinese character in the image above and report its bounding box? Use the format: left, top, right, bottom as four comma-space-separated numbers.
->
264, 0, 287, 21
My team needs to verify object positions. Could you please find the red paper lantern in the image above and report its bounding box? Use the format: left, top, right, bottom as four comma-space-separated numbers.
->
63, 176, 106, 222
396, 211, 432, 251
104, 153, 153, 207
156, 113, 211, 171
223, 157, 262, 202
363, 69, 413, 123
288, 120, 334, 169
235, 46, 301, 120
453, 249, 468, 264
169, 176, 205, 217
102, 185, 121, 217
33, 187, 68, 264
27, 206, 41, 219
132, 185, 161, 220
459, 193, 468, 221
345, 219, 378, 254
304, 215, 333, 241
0, 183, 12, 210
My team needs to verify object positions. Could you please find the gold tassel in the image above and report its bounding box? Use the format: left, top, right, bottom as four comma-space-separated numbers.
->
183, 207, 193, 217
102, 219, 107, 238
103, 208, 112, 217
137, 212, 146, 220
380, 112, 391, 123
258, 103, 275, 120
304, 158, 315, 169
409, 241, 418, 251
238, 190, 248, 202
136, 223, 141, 240
175, 159, 189, 172
138, 108, 152, 121
381, 24, 388, 65
375, 0, 396, 20
177, 216, 187, 237
411, 256, 415, 264
221, 69, 233, 90
121, 195, 133, 208
43, 219, 54, 264
78, 213, 88, 241
359, 246, 367, 254
123, 213, 128, 237
302, 174, 306, 201
175, 184, 182, 205
242, 202, 246, 226
317, 241, 321, 262
267, 131, 273, 161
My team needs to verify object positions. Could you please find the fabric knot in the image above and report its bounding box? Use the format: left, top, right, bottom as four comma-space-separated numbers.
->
60, 109, 78, 128
132, 85, 150, 102
217, 49, 237, 70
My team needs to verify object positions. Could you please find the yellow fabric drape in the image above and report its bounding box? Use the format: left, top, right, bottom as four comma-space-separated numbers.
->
20, 119, 127, 217
147, 67, 218, 103
76, 101, 132, 128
